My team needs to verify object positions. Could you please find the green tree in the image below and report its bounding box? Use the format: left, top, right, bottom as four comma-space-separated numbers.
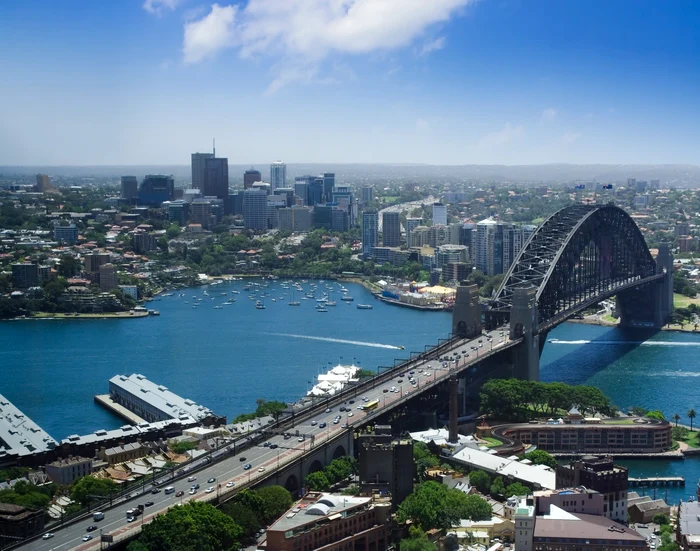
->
400, 526, 438, 551
220, 502, 261, 539
524, 450, 557, 469
304, 471, 330, 491
255, 486, 293, 524
489, 476, 505, 498
468, 470, 491, 494
170, 440, 198, 454
413, 442, 439, 479
127, 502, 242, 551
653, 513, 670, 525
645, 410, 666, 421
70, 476, 117, 507
674, 413, 681, 427
689, 409, 697, 431
505, 482, 530, 497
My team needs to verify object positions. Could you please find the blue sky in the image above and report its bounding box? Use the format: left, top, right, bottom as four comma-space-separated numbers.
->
1, 0, 699, 166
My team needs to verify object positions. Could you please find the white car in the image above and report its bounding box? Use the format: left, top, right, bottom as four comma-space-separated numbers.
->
258, 467, 266, 472
347, 412, 354, 417
226, 481, 235, 488
42, 533, 54, 540
205, 487, 214, 493
187, 476, 196, 482
189, 488, 197, 495
126, 517, 135, 523
83, 535, 94, 541
356, 405, 363, 410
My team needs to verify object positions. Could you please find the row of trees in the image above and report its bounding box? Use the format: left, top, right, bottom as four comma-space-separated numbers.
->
479, 379, 615, 420
231, 398, 288, 424
304, 456, 358, 491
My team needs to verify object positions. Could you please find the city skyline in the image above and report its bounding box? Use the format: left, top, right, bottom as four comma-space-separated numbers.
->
1, 1, 700, 166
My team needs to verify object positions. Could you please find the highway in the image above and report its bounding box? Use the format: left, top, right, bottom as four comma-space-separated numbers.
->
22, 327, 513, 551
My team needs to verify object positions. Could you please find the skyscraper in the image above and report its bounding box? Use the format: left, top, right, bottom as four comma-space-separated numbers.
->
308, 178, 324, 206
243, 189, 268, 231
203, 157, 229, 199
332, 186, 356, 225
191, 152, 214, 190
138, 175, 175, 206
120, 176, 138, 200
35, 174, 51, 192
382, 211, 401, 247
294, 177, 310, 206
323, 173, 335, 202
362, 211, 378, 259
270, 161, 286, 191
361, 185, 374, 203
432, 202, 447, 226
405, 218, 423, 249
244, 168, 262, 189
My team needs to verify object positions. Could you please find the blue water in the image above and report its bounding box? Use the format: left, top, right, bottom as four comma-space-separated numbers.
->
3, 285, 698, 502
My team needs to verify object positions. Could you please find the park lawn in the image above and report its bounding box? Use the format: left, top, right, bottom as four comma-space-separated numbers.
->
601, 313, 619, 324
676, 429, 700, 449
674, 293, 700, 308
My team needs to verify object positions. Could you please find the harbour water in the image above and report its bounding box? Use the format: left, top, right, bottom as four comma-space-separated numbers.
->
2, 281, 698, 502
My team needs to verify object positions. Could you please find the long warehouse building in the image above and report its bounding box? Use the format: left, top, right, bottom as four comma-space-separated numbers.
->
0, 394, 57, 466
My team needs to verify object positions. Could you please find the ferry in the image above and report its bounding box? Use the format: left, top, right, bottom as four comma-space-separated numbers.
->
357, 304, 373, 310
548, 338, 560, 343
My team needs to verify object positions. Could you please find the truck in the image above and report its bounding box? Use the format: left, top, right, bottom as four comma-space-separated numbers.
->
93, 512, 104, 521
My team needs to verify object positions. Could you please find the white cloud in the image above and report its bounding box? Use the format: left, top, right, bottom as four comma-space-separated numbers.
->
560, 131, 582, 145
182, 0, 472, 89
143, 0, 180, 16
541, 107, 557, 122
183, 4, 238, 64
420, 36, 446, 56
477, 123, 525, 149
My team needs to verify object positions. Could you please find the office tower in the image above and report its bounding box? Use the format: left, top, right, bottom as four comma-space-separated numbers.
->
35, 174, 51, 192
323, 172, 335, 202
313, 205, 333, 229
243, 189, 268, 231
190, 198, 213, 229
99, 264, 118, 291
243, 168, 262, 190
405, 218, 423, 249
362, 211, 378, 258
52, 221, 79, 244
432, 202, 447, 226
332, 186, 356, 225
331, 208, 349, 232
191, 152, 214, 190
270, 161, 286, 190
308, 178, 324, 206
11, 263, 39, 289
203, 157, 229, 200
279, 206, 312, 232
167, 201, 190, 225
120, 176, 138, 200
266, 195, 286, 230
227, 192, 244, 216
294, 178, 309, 206
274, 187, 295, 207
475, 218, 498, 275
650, 179, 660, 190
251, 182, 272, 195
382, 211, 401, 247
361, 185, 374, 203
138, 175, 175, 205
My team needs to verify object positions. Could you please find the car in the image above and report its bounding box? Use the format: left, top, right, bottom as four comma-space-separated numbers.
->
187, 476, 196, 482
333, 419, 340, 424
86, 525, 97, 532
42, 533, 54, 540
357, 405, 363, 410
479, 344, 483, 348
189, 488, 197, 495
83, 535, 94, 541
258, 467, 266, 472
362, 397, 369, 402
311, 420, 317, 426
349, 399, 355, 404
319, 422, 327, 428
383, 388, 388, 393
145, 501, 154, 507
424, 372, 431, 377
397, 379, 403, 383
325, 408, 331, 413
298, 436, 305, 442
151, 487, 161, 494
283, 433, 291, 440
263, 441, 271, 447
126, 517, 135, 523
206, 487, 214, 493
339, 406, 345, 412
341, 423, 348, 428
239, 457, 247, 461
207, 478, 216, 483
176, 490, 184, 497
347, 412, 354, 417
244, 464, 252, 470
270, 443, 278, 449
409, 371, 415, 375
226, 481, 235, 488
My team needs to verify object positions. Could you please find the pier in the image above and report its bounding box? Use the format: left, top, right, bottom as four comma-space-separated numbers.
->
94, 394, 147, 425
628, 476, 685, 487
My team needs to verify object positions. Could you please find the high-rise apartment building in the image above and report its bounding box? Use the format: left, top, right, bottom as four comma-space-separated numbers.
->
203, 157, 229, 199
53, 221, 79, 245
405, 218, 423, 249
323, 172, 335, 202
432, 202, 447, 226
11, 263, 39, 289
476, 219, 536, 275
361, 185, 374, 203
243, 189, 268, 231
191, 152, 214, 190
35, 174, 51, 192
99, 264, 118, 292
362, 211, 378, 258
120, 176, 138, 200
243, 168, 262, 189
279, 206, 312, 232
382, 211, 401, 247
270, 161, 286, 190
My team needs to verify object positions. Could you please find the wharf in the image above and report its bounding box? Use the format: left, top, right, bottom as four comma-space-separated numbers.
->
629, 476, 685, 487
376, 295, 450, 311
94, 394, 147, 425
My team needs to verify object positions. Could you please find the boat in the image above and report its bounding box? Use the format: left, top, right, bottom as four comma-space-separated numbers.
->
325, 301, 337, 306
316, 308, 328, 312
399, 346, 405, 350
357, 304, 373, 310
256, 303, 266, 310
341, 296, 354, 302
148, 310, 160, 316
213, 306, 223, 309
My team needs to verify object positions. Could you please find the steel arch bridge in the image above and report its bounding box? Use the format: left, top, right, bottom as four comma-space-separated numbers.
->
484, 204, 669, 334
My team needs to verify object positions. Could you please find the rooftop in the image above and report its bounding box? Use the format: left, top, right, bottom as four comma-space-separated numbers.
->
678, 501, 700, 536
269, 492, 372, 533
0, 393, 57, 458
534, 509, 646, 542
452, 446, 556, 489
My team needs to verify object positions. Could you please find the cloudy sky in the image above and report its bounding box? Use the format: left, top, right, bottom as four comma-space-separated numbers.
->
1, 0, 699, 166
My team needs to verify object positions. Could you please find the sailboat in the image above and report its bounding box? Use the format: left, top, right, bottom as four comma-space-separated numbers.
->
288, 287, 300, 306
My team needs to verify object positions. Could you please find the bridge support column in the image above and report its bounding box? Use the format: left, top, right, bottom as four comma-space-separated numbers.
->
452, 284, 481, 338
448, 376, 459, 444
509, 287, 540, 381
654, 243, 674, 327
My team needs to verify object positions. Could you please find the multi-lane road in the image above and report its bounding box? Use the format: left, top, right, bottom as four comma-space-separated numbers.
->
22, 328, 513, 551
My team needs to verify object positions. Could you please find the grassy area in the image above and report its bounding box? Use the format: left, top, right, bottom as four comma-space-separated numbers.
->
602, 418, 636, 425
675, 429, 700, 449
601, 313, 619, 324
674, 293, 700, 308
481, 437, 502, 448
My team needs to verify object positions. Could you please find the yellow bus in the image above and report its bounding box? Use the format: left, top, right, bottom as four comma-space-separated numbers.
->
361, 399, 379, 412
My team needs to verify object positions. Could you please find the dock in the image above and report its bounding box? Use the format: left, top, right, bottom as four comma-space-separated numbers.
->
628, 476, 685, 487
94, 394, 147, 425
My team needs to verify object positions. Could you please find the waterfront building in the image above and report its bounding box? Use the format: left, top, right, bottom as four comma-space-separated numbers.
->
627, 491, 670, 524
52, 221, 79, 245
323, 172, 335, 202
678, 501, 700, 550
0, 393, 57, 462
361, 185, 374, 203
191, 152, 214, 190
11, 263, 39, 289
0, 503, 45, 542
432, 202, 447, 226
243, 189, 268, 231
372, 246, 408, 266
132, 232, 157, 253
138, 175, 175, 206
98, 263, 118, 292
270, 161, 286, 190
203, 157, 229, 199
243, 168, 262, 189
45, 456, 93, 485
35, 173, 51, 192
405, 218, 423, 249
167, 200, 189, 226
120, 176, 138, 200
451, 446, 556, 489
119, 285, 138, 300
362, 211, 379, 259
108, 373, 221, 425
265, 492, 391, 551
555, 456, 628, 523
382, 211, 401, 247
358, 426, 413, 509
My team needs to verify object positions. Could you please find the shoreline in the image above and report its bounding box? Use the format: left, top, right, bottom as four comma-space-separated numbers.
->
570, 316, 700, 334
9, 311, 150, 320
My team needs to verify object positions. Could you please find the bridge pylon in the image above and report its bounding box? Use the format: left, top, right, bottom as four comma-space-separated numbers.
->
654, 243, 674, 327
452, 283, 482, 338
509, 286, 540, 381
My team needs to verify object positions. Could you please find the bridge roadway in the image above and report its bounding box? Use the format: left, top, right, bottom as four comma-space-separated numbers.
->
22, 326, 517, 551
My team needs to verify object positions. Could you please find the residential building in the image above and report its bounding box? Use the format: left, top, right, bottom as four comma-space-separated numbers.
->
382, 211, 401, 247
460, 223, 477, 262
243, 168, 262, 189
372, 246, 408, 266
270, 161, 286, 190
362, 211, 379, 259
323, 172, 335, 202
513, 496, 535, 551
45, 456, 93, 485
84, 252, 110, 275
265, 492, 391, 551
436, 244, 468, 267
203, 157, 229, 199
190, 198, 213, 229
11, 263, 39, 289
99, 263, 118, 292
243, 189, 268, 231
361, 185, 374, 203
0, 503, 45, 542
132, 232, 157, 254
405, 218, 423, 249
97, 442, 147, 465
443, 262, 470, 283
53, 221, 79, 244
675, 222, 691, 236
278, 206, 312, 232
679, 236, 695, 252
191, 152, 214, 190
119, 285, 138, 301
35, 174, 51, 192
138, 175, 174, 206
432, 202, 447, 226
331, 207, 349, 232
120, 176, 138, 200
358, 426, 413, 508
555, 456, 628, 523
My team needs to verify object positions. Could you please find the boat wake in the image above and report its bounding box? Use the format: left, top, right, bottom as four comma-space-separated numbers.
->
267, 333, 402, 350
549, 339, 700, 347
